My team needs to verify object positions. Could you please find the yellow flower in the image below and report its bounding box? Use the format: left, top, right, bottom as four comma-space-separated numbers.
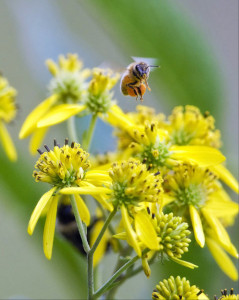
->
19, 54, 90, 154
28, 139, 112, 259
105, 105, 225, 170
86, 68, 120, 114
109, 159, 163, 257
215, 289, 239, 300
0, 75, 17, 161
152, 276, 208, 300
113, 105, 166, 150
167, 105, 221, 148
163, 163, 238, 279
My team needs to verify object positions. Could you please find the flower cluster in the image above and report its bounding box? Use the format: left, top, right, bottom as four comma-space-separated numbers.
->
0, 74, 17, 161
21, 55, 238, 300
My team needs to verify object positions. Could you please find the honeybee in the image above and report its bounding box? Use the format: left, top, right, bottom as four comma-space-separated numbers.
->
120, 58, 159, 101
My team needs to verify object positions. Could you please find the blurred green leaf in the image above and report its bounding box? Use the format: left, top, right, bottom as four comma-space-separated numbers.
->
82, 0, 223, 118
0, 152, 87, 298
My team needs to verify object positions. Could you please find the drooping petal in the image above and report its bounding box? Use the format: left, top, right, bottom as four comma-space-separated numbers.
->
121, 206, 141, 257
29, 127, 49, 155
205, 192, 238, 218
19, 94, 58, 139
93, 194, 113, 212
189, 205, 205, 248
0, 121, 17, 161
37, 104, 86, 128
90, 219, 109, 267
28, 187, 57, 235
135, 210, 159, 250
113, 232, 127, 240
170, 145, 225, 166
169, 256, 198, 269
202, 208, 231, 250
43, 195, 58, 260
211, 164, 239, 193
74, 194, 90, 226
206, 236, 238, 281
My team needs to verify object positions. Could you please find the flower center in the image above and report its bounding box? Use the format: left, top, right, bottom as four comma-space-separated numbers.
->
176, 184, 206, 208
33, 140, 90, 188
109, 160, 163, 208
48, 71, 84, 104
140, 142, 170, 169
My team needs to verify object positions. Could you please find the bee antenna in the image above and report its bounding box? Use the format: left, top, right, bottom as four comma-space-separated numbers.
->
149, 65, 160, 68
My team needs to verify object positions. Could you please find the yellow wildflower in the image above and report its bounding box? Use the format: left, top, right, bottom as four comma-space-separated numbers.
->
167, 105, 221, 148
163, 163, 238, 279
19, 54, 90, 154
215, 289, 239, 300
152, 276, 208, 300
28, 139, 112, 259
86, 68, 120, 114
0, 74, 17, 161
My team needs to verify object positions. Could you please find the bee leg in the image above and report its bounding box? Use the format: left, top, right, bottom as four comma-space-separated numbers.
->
144, 79, 151, 91
127, 82, 139, 99
136, 87, 143, 102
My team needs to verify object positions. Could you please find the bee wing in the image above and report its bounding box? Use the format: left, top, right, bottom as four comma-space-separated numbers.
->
97, 61, 126, 74
131, 56, 160, 70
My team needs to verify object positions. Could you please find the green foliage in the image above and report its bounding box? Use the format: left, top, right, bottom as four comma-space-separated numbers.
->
82, 0, 223, 117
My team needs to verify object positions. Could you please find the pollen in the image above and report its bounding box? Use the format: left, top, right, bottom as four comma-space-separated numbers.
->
0, 75, 17, 123
214, 288, 239, 300
168, 105, 221, 148
47, 53, 91, 104
152, 276, 206, 300
33, 139, 90, 187
109, 159, 163, 208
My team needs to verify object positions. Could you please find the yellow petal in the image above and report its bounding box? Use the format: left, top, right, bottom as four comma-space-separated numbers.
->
19, 94, 58, 139
27, 187, 57, 235
43, 195, 58, 260
206, 236, 238, 281
121, 206, 141, 257
60, 186, 111, 195
90, 219, 109, 267
170, 256, 198, 269
74, 194, 90, 226
206, 189, 239, 217
189, 205, 205, 248
29, 127, 49, 155
37, 104, 86, 128
142, 256, 151, 277
113, 232, 127, 240
0, 121, 17, 161
135, 210, 159, 250
202, 208, 231, 249
211, 164, 239, 193
170, 145, 225, 166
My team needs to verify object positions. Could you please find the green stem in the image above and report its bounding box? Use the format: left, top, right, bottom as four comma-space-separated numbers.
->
88, 208, 117, 300
70, 194, 90, 253
83, 113, 98, 151
90, 208, 117, 255
93, 250, 149, 299
67, 116, 79, 142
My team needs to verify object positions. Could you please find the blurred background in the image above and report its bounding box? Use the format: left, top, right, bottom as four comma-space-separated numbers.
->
0, 0, 238, 299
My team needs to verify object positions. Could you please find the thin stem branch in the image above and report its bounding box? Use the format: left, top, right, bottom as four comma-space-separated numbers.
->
83, 113, 98, 151
67, 116, 79, 142
70, 194, 90, 253
93, 251, 148, 299
90, 208, 117, 255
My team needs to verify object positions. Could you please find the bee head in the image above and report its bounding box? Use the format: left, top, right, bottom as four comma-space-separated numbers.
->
135, 63, 150, 79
